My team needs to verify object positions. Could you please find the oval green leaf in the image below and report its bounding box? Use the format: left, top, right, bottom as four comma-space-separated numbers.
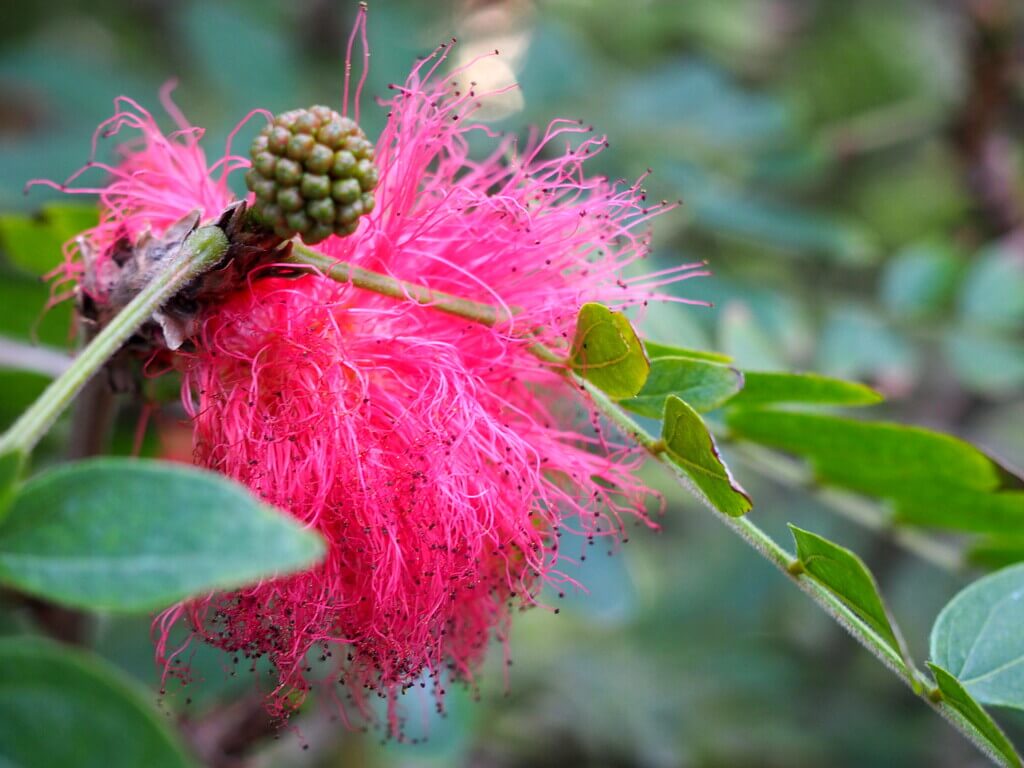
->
661, 395, 751, 516
0, 458, 325, 612
570, 303, 650, 399
789, 525, 908, 660
931, 563, 1024, 711
0, 638, 194, 768
621, 357, 743, 416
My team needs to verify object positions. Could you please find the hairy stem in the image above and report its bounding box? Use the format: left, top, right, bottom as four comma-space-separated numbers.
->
0, 225, 228, 458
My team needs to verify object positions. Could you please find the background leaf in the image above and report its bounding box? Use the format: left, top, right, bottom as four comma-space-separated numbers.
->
0, 458, 325, 611
0, 203, 97, 276
0, 638, 194, 768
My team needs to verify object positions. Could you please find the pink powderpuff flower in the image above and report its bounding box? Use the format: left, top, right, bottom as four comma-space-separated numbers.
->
41, 8, 707, 735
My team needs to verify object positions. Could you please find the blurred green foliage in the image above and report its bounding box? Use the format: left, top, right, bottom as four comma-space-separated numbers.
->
1, 0, 1023, 766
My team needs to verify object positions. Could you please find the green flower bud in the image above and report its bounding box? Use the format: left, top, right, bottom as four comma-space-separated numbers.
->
246, 105, 380, 243
300, 173, 331, 200
332, 178, 361, 204
307, 197, 336, 224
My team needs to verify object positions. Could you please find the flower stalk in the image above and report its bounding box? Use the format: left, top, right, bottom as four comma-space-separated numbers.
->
0, 225, 228, 458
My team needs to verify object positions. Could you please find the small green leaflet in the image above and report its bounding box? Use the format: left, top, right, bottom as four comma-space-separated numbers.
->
621, 356, 743, 416
0, 638, 194, 768
726, 371, 882, 407
931, 563, 1024, 711
789, 525, 907, 658
927, 663, 1022, 768
570, 303, 650, 398
0, 458, 326, 612
661, 395, 751, 516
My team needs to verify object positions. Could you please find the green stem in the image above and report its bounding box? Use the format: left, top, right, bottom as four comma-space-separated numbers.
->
288, 242, 508, 326
289, 242, 1010, 766
0, 225, 228, 458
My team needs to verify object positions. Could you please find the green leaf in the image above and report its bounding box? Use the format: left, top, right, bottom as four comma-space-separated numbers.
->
643, 339, 732, 363
661, 395, 752, 516
0, 638, 194, 768
790, 525, 905, 656
927, 663, 1022, 768
893, 487, 1024, 534
621, 357, 742, 416
727, 371, 882, 408
931, 563, 1024, 710
0, 203, 98, 275
0, 458, 326, 612
570, 302, 650, 398
727, 410, 1000, 491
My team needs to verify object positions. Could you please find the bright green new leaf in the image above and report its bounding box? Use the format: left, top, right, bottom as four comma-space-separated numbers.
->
661, 395, 751, 516
790, 525, 905, 657
727, 371, 882, 407
931, 563, 1024, 711
621, 356, 742, 416
927, 663, 1022, 768
0, 458, 326, 612
570, 302, 650, 398
0, 638, 194, 768
0, 203, 98, 275
643, 339, 732, 363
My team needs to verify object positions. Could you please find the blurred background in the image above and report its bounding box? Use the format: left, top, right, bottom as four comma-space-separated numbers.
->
1, 0, 1023, 765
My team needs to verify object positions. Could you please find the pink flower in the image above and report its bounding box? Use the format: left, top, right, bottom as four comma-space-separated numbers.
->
44, 8, 705, 734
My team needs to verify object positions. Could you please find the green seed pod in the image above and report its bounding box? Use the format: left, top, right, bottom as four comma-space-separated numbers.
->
246, 105, 380, 243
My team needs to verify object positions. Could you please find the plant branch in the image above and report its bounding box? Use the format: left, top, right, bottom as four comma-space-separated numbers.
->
0, 225, 228, 458
290, 241, 1012, 766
